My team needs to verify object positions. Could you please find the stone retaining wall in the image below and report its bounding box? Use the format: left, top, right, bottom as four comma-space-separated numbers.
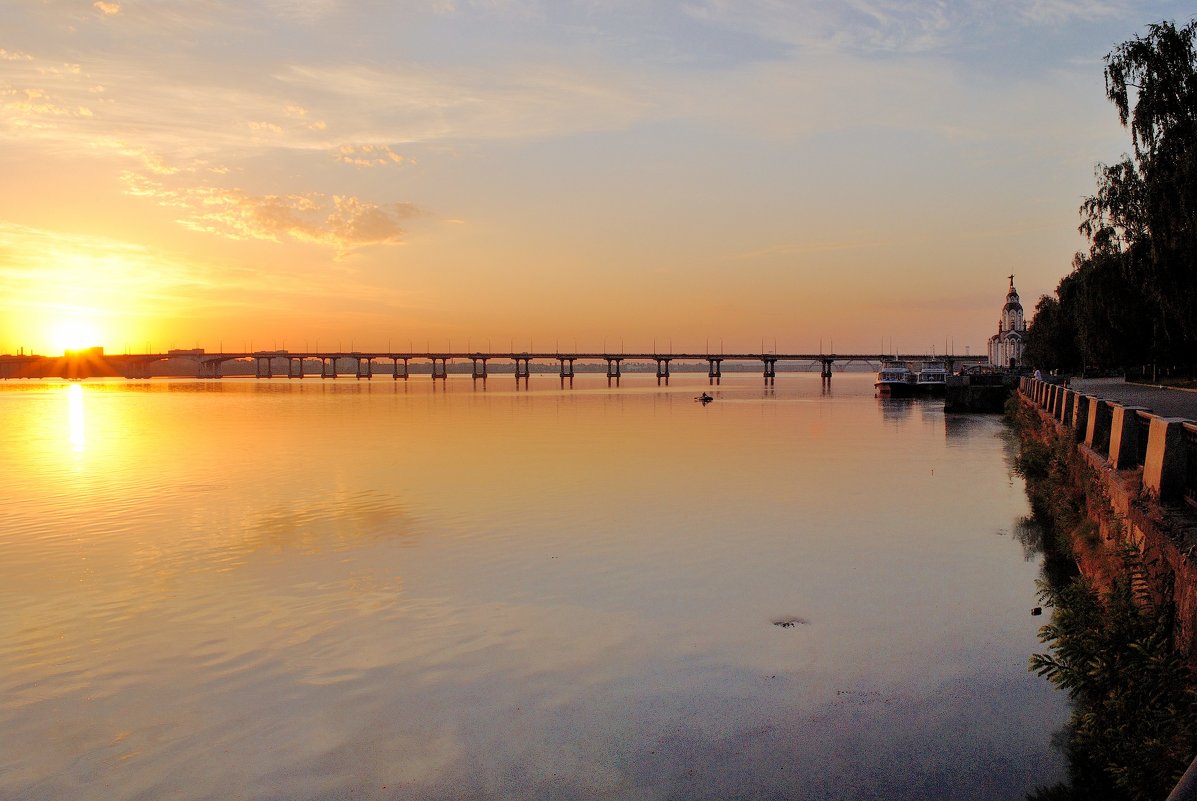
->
1020, 377, 1197, 662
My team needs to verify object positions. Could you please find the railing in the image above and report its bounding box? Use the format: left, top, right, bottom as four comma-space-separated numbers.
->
1019, 377, 1196, 507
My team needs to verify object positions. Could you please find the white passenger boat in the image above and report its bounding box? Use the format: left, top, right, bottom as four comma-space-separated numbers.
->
875, 360, 916, 397
916, 361, 948, 396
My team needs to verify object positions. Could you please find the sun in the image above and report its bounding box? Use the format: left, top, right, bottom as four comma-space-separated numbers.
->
51, 318, 103, 354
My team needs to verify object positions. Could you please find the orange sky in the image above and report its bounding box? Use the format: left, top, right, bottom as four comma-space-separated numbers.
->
0, 1, 1174, 356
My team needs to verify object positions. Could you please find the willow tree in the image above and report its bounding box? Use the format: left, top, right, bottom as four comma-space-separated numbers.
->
1077, 20, 1197, 373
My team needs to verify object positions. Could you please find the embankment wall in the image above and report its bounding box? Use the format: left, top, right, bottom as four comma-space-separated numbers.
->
1019, 378, 1197, 662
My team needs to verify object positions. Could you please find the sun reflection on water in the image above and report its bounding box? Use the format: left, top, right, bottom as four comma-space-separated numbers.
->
66, 383, 85, 454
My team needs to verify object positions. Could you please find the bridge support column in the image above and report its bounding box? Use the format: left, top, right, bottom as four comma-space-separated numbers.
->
393, 357, 408, 380
821, 358, 834, 379
198, 360, 223, 379
763, 357, 777, 383
288, 357, 304, 378
606, 358, 622, 379
559, 358, 574, 378
126, 359, 153, 379
431, 357, 448, 379
514, 357, 531, 380
322, 357, 338, 378
356, 357, 372, 380
255, 356, 274, 379
655, 357, 671, 384
472, 357, 488, 380
707, 357, 722, 384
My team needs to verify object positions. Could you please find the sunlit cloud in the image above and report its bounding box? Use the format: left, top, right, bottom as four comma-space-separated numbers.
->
1, 86, 87, 120
248, 120, 284, 135
0, 49, 33, 61
93, 1, 122, 15
335, 143, 405, 167
122, 173, 418, 250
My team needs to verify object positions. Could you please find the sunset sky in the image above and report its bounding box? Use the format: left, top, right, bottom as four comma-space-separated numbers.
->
1, 1, 1188, 356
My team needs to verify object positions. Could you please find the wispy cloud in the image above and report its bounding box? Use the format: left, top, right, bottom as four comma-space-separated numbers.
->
122, 173, 419, 250
335, 143, 406, 167
1017, 0, 1131, 25
93, 2, 121, 16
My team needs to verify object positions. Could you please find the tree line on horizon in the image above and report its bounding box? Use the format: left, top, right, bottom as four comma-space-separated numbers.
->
1024, 20, 1197, 380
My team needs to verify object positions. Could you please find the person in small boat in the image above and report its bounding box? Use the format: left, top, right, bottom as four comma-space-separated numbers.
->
697, 392, 714, 403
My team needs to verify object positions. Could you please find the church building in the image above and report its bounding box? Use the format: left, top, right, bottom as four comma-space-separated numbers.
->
987, 275, 1025, 369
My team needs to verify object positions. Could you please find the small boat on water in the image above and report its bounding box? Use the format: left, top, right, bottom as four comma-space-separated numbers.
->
875, 360, 916, 397
915, 361, 948, 396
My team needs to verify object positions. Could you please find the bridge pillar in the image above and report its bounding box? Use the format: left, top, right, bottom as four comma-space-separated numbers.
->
514, 357, 531, 380
763, 357, 777, 382
198, 359, 223, 379
708, 357, 722, 384
472, 357, 488, 380
255, 356, 274, 379
431, 357, 448, 379
821, 358, 834, 379
322, 357, 338, 378
356, 357, 372, 379
392, 357, 408, 380
655, 357, 671, 384
126, 359, 153, 379
606, 357, 622, 378
559, 357, 574, 378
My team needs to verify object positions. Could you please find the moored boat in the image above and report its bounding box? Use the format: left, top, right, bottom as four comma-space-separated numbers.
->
915, 361, 947, 396
875, 360, 916, 396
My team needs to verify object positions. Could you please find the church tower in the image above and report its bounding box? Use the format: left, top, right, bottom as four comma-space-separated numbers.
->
988, 275, 1025, 368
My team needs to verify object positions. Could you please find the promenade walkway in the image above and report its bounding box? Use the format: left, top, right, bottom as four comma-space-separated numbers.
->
1069, 378, 1197, 420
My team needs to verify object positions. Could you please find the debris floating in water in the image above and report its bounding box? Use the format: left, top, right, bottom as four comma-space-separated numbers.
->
772, 616, 809, 628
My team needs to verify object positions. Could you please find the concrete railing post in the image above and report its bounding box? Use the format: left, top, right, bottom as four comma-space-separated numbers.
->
1143, 417, 1189, 503
1108, 405, 1150, 469
1072, 394, 1090, 442
1085, 397, 1112, 454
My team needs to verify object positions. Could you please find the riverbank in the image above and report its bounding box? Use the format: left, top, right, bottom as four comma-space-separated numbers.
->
1016, 377, 1197, 657
1010, 381, 1197, 799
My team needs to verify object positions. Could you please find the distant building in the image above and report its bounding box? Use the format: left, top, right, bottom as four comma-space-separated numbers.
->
988, 275, 1025, 369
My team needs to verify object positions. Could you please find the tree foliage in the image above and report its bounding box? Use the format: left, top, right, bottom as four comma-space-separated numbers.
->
1028, 547, 1197, 801
1025, 20, 1197, 375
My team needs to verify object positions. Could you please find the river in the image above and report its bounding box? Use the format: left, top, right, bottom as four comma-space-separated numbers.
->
0, 372, 1067, 800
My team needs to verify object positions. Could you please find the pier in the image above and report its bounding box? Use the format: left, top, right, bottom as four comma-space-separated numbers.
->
0, 349, 986, 383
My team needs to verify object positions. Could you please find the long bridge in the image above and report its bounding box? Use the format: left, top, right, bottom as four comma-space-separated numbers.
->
0, 349, 988, 383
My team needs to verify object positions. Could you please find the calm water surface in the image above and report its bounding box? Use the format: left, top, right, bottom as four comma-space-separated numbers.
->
0, 373, 1067, 800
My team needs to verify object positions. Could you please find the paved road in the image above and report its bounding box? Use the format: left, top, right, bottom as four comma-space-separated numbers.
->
1067, 378, 1197, 420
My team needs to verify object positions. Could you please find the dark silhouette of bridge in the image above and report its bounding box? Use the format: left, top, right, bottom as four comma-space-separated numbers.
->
0, 349, 988, 384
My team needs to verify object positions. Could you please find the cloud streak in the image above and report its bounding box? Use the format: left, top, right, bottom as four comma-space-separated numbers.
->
122, 173, 419, 250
